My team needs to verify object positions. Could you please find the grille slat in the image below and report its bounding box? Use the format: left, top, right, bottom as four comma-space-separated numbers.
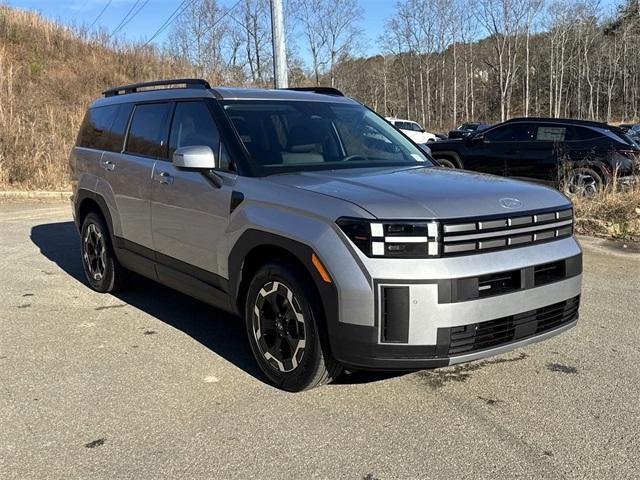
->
442, 208, 573, 256
445, 296, 580, 355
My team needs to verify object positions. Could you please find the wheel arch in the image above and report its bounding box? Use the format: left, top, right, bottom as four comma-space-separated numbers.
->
75, 189, 115, 239
228, 230, 339, 338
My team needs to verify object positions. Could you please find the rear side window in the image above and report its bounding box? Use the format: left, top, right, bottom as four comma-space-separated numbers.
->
168, 101, 220, 158
126, 103, 171, 158
535, 126, 566, 142
76, 106, 118, 150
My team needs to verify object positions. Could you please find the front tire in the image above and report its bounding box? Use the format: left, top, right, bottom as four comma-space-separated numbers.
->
435, 157, 457, 168
80, 212, 130, 293
244, 260, 342, 391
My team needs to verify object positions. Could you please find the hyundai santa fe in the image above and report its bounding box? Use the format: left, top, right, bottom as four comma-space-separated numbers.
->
69, 79, 582, 391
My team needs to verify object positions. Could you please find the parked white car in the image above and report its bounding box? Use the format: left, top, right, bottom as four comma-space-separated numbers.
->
386, 117, 437, 143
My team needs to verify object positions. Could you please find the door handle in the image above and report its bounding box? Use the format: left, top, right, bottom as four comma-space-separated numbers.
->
155, 171, 174, 185
100, 159, 115, 171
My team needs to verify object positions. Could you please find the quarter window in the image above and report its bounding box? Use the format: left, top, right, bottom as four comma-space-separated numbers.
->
126, 103, 171, 158
76, 106, 118, 150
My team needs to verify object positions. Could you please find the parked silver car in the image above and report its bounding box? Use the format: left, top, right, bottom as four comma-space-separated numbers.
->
69, 79, 582, 391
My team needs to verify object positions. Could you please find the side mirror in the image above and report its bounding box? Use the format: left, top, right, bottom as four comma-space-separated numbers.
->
172, 145, 217, 169
471, 133, 485, 143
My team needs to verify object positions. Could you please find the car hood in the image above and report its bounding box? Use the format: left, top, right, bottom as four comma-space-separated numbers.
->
265, 167, 570, 219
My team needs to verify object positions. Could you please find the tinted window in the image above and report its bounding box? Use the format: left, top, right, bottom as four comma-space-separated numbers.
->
485, 124, 534, 142
567, 126, 600, 141
168, 102, 220, 158
535, 126, 566, 142
77, 106, 118, 150
107, 104, 133, 152
126, 103, 171, 158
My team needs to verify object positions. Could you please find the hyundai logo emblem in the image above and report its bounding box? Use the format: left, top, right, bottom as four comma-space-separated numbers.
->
499, 198, 523, 209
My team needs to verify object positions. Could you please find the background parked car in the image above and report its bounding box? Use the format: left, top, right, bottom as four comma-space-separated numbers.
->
429, 117, 640, 196
386, 117, 438, 143
620, 123, 640, 144
448, 122, 490, 139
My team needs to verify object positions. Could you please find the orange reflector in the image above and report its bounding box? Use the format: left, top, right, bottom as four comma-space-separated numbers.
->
311, 253, 332, 284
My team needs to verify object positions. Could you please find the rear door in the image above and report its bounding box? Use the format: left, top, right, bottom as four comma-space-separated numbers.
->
150, 100, 233, 284
510, 124, 566, 183
108, 101, 172, 251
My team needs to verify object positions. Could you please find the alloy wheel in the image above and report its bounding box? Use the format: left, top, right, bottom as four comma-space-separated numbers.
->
565, 171, 600, 197
252, 281, 306, 373
83, 223, 106, 281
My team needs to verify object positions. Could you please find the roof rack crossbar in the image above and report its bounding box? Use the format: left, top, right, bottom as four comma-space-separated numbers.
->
102, 78, 211, 97
283, 87, 344, 97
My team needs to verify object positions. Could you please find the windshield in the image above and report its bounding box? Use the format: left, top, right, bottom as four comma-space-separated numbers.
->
223, 100, 433, 175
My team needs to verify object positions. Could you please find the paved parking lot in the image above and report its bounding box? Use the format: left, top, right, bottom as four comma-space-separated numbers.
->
1, 201, 639, 479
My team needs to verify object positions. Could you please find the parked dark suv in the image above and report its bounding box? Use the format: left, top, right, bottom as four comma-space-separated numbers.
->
430, 117, 640, 195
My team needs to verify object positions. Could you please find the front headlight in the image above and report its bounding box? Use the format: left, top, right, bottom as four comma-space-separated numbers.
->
336, 218, 440, 258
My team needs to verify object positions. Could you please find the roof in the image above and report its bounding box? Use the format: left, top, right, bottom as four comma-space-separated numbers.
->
503, 117, 608, 128
91, 79, 357, 108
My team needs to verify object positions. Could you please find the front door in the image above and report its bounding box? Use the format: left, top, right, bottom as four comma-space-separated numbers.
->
150, 100, 233, 287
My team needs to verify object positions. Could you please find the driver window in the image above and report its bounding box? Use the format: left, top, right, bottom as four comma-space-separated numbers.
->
169, 101, 220, 159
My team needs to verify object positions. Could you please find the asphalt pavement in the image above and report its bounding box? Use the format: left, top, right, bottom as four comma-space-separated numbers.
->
1, 201, 639, 479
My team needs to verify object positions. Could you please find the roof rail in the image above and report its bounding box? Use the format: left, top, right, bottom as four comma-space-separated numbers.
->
102, 78, 211, 97
284, 87, 344, 96
503, 117, 607, 127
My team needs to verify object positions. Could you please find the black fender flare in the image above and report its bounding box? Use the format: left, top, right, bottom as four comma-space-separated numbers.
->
74, 189, 115, 239
228, 229, 340, 338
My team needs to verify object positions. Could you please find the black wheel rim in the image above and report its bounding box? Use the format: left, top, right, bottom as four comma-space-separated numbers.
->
252, 281, 306, 373
83, 223, 106, 281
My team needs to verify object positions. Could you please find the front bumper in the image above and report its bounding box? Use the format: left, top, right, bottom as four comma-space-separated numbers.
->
324, 237, 582, 370
331, 294, 579, 370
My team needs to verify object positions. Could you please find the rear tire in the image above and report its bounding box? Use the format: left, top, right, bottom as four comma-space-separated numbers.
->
562, 167, 604, 197
244, 260, 342, 391
80, 212, 130, 293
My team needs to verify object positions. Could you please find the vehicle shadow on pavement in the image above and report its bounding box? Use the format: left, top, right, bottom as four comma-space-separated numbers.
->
30, 221, 264, 383
31, 221, 405, 387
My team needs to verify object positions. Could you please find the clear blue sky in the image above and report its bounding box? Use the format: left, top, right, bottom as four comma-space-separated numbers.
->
7, 0, 394, 58
8, 0, 622, 61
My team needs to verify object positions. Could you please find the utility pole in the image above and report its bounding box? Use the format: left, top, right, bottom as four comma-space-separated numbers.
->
270, 0, 288, 88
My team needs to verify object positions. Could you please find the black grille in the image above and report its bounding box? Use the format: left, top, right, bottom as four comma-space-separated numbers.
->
446, 296, 580, 356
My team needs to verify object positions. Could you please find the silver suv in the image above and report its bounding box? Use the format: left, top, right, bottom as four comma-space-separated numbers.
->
70, 79, 582, 391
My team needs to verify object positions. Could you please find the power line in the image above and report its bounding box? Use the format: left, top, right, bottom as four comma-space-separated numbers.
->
108, 0, 151, 40
142, 0, 243, 49
108, 0, 140, 38
182, 0, 243, 50
142, 0, 194, 46
87, 0, 113, 30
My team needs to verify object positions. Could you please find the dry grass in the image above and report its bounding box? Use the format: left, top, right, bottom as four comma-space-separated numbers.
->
573, 186, 640, 242
0, 6, 191, 190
